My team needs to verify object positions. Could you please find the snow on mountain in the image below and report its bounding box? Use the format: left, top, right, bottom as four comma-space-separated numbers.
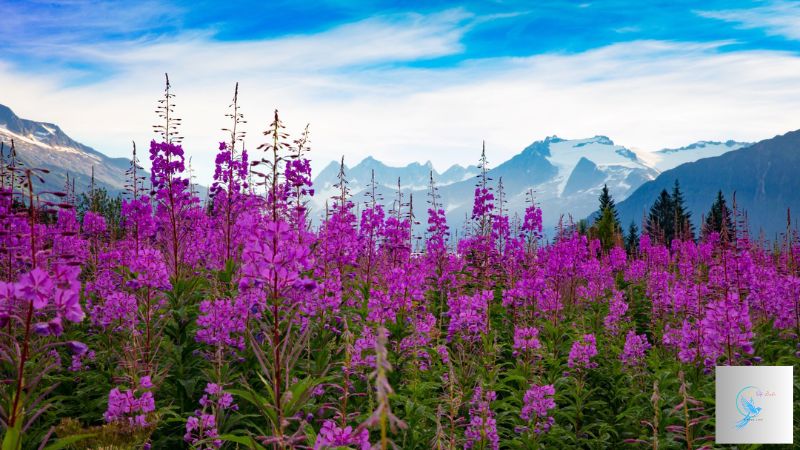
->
311, 156, 479, 211
649, 140, 750, 171
309, 135, 749, 233
0, 103, 132, 195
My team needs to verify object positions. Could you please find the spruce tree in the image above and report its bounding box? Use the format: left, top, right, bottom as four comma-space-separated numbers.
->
671, 179, 694, 241
704, 190, 732, 238
597, 184, 620, 228
646, 189, 674, 244
596, 206, 618, 251
625, 221, 639, 254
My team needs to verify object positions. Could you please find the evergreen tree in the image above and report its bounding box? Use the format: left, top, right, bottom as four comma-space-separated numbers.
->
671, 179, 694, 241
596, 184, 620, 228
595, 206, 618, 251
704, 190, 732, 238
646, 189, 674, 244
625, 221, 639, 254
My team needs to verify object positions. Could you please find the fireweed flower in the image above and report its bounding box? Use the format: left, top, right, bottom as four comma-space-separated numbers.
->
603, 290, 628, 336
16, 265, 84, 335
350, 326, 381, 370
16, 268, 53, 310
568, 334, 598, 370
104, 377, 156, 427
399, 312, 437, 370
52, 208, 89, 264
82, 211, 107, 236
128, 248, 172, 291
121, 197, 157, 240
0, 281, 14, 325
185, 382, 238, 448
210, 142, 249, 196
520, 384, 556, 434
92, 291, 137, 330
513, 326, 541, 355
195, 298, 248, 351
184, 414, 219, 449
313, 420, 370, 450
238, 219, 313, 306
426, 206, 449, 255
464, 385, 500, 450
624, 259, 647, 283
620, 330, 651, 367
471, 187, 495, 222
699, 291, 754, 366
436, 345, 450, 365
521, 202, 543, 241
446, 290, 491, 343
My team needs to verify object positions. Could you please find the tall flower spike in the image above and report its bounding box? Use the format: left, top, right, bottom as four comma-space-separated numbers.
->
125, 141, 147, 200
222, 82, 247, 154
153, 73, 183, 144
472, 141, 494, 235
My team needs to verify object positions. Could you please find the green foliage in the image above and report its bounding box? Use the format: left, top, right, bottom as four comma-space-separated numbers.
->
596, 184, 620, 229
595, 206, 618, 251
671, 179, 694, 241
704, 189, 733, 238
52, 417, 157, 449
625, 221, 639, 254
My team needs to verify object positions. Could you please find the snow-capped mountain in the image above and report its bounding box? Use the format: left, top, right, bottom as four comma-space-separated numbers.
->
312, 155, 478, 208
0, 104, 132, 195
311, 135, 750, 233
646, 140, 750, 172
431, 135, 662, 230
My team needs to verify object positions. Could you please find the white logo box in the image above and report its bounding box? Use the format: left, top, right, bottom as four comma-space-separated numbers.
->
715, 366, 794, 444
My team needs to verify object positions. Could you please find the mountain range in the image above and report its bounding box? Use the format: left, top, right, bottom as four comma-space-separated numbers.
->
312, 136, 751, 234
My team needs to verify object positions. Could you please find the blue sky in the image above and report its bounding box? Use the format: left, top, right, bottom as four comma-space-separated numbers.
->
2, 0, 800, 179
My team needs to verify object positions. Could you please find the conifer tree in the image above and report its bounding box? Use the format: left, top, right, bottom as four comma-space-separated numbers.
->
625, 221, 639, 254
596, 206, 618, 251
671, 179, 694, 241
646, 189, 674, 244
703, 190, 732, 238
596, 184, 620, 228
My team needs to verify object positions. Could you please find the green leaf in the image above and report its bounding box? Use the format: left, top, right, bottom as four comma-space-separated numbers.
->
217, 434, 267, 450
41, 433, 97, 450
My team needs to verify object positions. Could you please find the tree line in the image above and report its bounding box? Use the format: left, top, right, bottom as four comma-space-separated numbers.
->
588, 182, 733, 252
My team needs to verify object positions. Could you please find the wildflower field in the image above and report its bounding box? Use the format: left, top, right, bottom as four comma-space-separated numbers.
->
1, 82, 798, 449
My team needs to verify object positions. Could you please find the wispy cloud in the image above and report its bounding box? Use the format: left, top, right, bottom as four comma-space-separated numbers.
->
1, 0, 186, 48
697, 1, 800, 40
2, 5, 800, 187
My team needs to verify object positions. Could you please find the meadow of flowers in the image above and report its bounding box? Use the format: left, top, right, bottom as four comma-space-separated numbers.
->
0, 81, 798, 449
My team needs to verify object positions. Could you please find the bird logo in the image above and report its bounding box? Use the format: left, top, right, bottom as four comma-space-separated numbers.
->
734, 386, 763, 430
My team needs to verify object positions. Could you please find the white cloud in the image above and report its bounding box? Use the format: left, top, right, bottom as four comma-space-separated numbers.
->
2, 9, 800, 189
697, 1, 800, 40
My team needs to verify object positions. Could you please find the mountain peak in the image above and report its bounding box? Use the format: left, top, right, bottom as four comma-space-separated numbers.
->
592, 135, 614, 145
0, 102, 133, 196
